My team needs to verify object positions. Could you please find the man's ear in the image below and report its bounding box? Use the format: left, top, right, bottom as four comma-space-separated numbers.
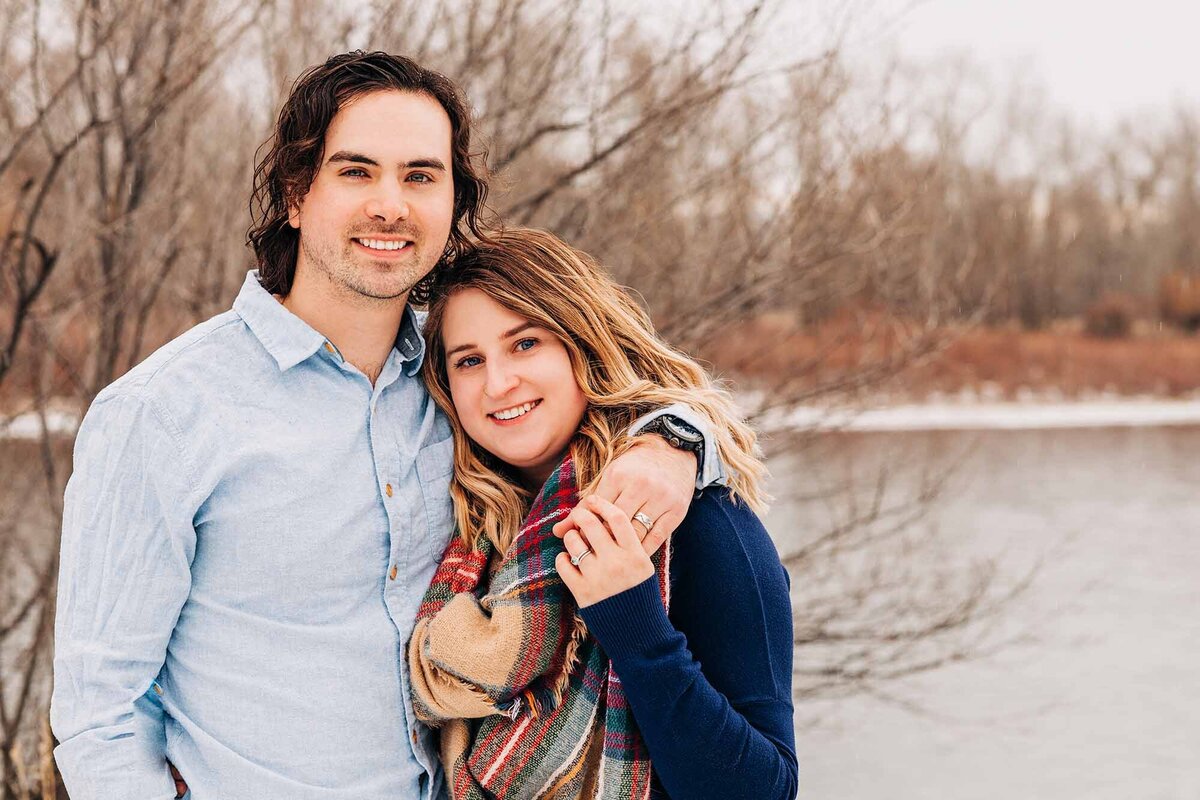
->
287, 201, 302, 229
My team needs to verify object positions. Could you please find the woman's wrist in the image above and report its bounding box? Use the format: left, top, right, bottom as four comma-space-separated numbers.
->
578, 576, 677, 659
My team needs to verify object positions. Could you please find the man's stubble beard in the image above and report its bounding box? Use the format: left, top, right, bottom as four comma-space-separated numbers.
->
300, 233, 436, 304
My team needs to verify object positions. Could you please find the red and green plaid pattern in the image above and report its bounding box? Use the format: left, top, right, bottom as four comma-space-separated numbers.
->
410, 456, 668, 800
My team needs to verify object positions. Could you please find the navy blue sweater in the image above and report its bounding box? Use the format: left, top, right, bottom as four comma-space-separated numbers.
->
579, 489, 798, 800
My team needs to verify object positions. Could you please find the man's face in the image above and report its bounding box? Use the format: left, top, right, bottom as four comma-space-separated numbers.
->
288, 90, 455, 302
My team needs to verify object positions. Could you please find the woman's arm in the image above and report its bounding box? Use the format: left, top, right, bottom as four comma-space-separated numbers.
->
563, 492, 798, 800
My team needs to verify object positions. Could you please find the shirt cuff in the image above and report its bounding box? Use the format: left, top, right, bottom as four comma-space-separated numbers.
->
578, 576, 678, 660
628, 403, 727, 491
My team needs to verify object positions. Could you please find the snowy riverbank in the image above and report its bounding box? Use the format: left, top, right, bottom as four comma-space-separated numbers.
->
7, 398, 1200, 441
760, 395, 1200, 432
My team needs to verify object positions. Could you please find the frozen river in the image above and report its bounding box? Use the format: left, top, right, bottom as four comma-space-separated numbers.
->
766, 425, 1200, 799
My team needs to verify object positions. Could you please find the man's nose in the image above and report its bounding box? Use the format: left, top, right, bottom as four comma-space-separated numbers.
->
364, 180, 410, 223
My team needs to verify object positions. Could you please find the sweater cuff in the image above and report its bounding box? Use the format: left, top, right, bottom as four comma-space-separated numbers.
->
578, 576, 679, 659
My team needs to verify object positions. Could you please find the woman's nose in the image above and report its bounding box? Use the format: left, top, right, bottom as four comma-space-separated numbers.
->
484, 361, 519, 397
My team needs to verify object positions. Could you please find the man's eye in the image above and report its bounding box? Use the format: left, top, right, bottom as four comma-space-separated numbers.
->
515, 338, 538, 352
408, 172, 433, 183
341, 168, 369, 178
455, 355, 482, 369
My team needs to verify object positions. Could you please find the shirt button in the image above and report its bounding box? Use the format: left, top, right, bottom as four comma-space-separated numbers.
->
323, 342, 335, 354
385, 483, 393, 497
389, 565, 398, 581
153, 684, 163, 696
412, 729, 419, 745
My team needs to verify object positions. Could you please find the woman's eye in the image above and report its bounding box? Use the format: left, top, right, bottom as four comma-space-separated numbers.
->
455, 355, 482, 369
515, 338, 538, 352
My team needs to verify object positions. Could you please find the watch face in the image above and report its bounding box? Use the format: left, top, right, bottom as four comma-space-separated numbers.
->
662, 415, 703, 445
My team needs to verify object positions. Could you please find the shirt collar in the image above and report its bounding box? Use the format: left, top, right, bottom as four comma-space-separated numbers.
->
233, 270, 428, 375
396, 305, 427, 377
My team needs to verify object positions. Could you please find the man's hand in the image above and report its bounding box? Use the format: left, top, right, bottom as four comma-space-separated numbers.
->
553, 436, 695, 554
169, 762, 188, 798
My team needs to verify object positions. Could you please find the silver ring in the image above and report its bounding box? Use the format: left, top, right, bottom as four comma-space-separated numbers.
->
632, 511, 655, 533
569, 547, 593, 567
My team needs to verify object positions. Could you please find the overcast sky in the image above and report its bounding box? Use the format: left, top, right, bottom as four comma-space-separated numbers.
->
875, 0, 1200, 125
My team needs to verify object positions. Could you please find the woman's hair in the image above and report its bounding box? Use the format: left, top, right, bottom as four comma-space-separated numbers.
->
422, 227, 768, 552
248, 50, 490, 301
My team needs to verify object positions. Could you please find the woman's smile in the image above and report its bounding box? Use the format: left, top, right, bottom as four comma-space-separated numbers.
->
488, 398, 543, 424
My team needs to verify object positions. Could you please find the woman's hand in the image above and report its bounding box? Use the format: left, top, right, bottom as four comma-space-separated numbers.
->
555, 495, 655, 608
553, 436, 694, 556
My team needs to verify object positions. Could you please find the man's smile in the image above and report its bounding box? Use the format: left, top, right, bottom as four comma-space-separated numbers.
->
352, 236, 413, 257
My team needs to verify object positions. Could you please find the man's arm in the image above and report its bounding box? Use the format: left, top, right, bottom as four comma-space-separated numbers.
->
627, 402, 726, 490
52, 392, 197, 800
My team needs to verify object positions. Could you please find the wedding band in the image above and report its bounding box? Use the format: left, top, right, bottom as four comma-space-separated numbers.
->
632, 511, 655, 533
569, 547, 593, 567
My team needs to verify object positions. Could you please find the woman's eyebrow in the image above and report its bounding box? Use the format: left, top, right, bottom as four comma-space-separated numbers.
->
502, 322, 537, 339
445, 322, 538, 358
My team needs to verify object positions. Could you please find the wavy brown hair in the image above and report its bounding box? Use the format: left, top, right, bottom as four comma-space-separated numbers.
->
248, 50, 490, 301
423, 228, 768, 552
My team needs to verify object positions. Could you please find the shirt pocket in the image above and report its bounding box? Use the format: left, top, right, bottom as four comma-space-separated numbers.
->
416, 437, 456, 563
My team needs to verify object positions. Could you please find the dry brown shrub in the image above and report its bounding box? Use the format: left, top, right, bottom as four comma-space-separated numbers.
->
914, 327, 1200, 397
1159, 273, 1200, 331
1084, 293, 1138, 339
704, 310, 1200, 399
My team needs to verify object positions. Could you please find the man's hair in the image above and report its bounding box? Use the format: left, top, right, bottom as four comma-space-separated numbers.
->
248, 51, 489, 300
422, 227, 768, 553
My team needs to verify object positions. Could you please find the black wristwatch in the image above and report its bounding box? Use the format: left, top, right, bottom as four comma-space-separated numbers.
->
638, 414, 705, 471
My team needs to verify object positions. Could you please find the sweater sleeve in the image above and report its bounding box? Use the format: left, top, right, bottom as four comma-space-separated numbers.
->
578, 491, 798, 800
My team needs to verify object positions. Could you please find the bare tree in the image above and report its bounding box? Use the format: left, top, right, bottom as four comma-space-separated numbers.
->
0, 0, 267, 794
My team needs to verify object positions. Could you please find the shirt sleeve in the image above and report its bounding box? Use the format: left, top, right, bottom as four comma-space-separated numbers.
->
51, 391, 199, 800
628, 402, 727, 491
578, 492, 798, 800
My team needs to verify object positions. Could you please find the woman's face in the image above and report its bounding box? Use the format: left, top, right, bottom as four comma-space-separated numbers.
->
440, 288, 589, 490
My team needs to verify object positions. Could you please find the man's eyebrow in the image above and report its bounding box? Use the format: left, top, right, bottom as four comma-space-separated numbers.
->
325, 151, 447, 172
444, 322, 538, 359
326, 151, 379, 166
404, 157, 447, 172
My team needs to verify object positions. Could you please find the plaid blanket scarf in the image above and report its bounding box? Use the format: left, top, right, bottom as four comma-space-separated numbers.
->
408, 456, 669, 800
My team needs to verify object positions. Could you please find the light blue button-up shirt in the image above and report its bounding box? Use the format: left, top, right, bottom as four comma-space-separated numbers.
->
53, 272, 450, 799
51, 270, 724, 800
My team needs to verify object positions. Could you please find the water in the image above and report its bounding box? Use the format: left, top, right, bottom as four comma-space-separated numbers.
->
767, 427, 1200, 799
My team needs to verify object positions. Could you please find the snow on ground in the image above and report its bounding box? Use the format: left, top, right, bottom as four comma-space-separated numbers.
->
7, 396, 1200, 439
0, 410, 80, 440
764, 398, 1200, 432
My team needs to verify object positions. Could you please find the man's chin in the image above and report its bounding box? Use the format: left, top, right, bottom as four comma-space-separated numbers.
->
340, 269, 428, 302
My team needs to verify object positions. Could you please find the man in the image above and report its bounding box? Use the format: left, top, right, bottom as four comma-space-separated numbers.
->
51, 51, 723, 799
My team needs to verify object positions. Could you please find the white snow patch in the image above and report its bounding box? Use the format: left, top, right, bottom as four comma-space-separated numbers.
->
767, 399, 1200, 432
1, 410, 80, 440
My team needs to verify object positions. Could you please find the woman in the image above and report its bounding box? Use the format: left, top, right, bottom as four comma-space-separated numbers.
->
407, 228, 797, 800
